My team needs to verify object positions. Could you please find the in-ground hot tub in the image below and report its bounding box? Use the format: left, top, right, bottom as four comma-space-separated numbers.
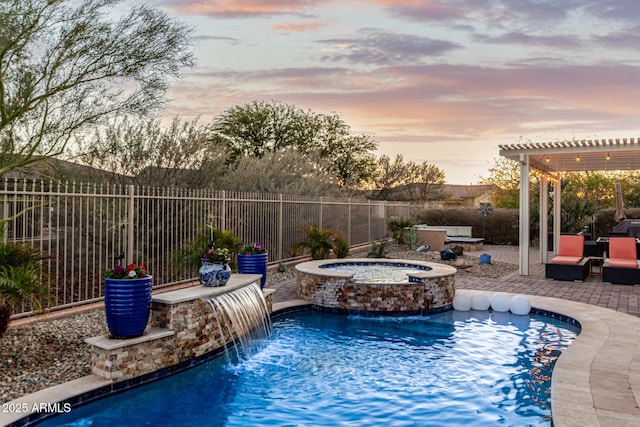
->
295, 258, 457, 315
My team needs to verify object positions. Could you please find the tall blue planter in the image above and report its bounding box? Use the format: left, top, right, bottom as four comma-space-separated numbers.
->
237, 253, 268, 289
104, 276, 153, 339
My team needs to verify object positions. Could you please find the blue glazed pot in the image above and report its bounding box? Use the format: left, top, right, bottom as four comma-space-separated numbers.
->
199, 260, 231, 287
104, 276, 153, 339
479, 254, 491, 264
237, 253, 268, 289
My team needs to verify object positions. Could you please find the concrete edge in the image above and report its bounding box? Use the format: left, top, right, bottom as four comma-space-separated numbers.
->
0, 375, 112, 426
458, 289, 640, 427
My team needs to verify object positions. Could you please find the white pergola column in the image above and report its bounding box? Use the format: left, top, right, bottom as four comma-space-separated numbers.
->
553, 173, 561, 256
519, 154, 530, 275
539, 175, 549, 263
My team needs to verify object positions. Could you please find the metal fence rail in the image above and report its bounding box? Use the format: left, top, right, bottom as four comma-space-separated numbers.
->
1, 178, 412, 315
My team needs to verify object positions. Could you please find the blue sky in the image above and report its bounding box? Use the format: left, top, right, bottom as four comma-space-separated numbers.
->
146, 0, 640, 184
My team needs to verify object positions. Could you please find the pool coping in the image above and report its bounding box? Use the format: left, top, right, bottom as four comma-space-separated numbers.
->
465, 290, 640, 427
294, 258, 457, 281
2, 291, 639, 426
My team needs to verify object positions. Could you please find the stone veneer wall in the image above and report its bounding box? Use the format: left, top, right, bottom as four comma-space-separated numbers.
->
296, 270, 455, 313
86, 275, 269, 383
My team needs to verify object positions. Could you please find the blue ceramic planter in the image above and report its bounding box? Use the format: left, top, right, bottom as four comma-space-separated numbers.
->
199, 260, 231, 287
479, 254, 491, 264
237, 253, 268, 288
104, 276, 153, 339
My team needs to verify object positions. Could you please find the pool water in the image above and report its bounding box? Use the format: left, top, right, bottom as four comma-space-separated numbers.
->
320, 262, 430, 283
39, 310, 578, 426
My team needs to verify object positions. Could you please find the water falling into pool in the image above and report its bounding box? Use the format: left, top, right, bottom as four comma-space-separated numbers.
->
204, 282, 272, 361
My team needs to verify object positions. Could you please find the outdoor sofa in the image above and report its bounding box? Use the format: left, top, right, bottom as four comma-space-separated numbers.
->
602, 237, 640, 285
545, 234, 589, 281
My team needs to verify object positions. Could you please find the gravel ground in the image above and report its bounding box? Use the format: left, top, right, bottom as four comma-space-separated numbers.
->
0, 244, 517, 403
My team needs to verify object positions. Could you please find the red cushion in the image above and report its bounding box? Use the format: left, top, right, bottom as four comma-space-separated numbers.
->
608, 259, 638, 268
550, 256, 582, 264
608, 237, 637, 260
557, 235, 584, 257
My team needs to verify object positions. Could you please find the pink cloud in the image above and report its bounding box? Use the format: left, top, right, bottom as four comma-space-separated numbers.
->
160, 0, 320, 18
365, 0, 468, 21
273, 20, 323, 32
166, 61, 640, 142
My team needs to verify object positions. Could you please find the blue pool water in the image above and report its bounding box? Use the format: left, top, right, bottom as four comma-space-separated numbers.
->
39, 310, 579, 426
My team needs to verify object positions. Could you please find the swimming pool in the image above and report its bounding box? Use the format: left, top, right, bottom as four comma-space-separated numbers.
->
37, 309, 578, 426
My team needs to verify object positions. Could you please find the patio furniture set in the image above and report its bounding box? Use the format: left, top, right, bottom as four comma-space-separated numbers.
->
545, 235, 640, 285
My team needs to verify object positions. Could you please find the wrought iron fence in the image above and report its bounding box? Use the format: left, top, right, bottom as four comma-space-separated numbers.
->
1, 178, 413, 315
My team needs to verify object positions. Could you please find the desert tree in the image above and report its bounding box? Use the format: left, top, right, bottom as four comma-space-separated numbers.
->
217, 147, 343, 196
371, 154, 411, 199
403, 161, 446, 202
478, 156, 521, 208
78, 116, 228, 188
370, 155, 447, 201
210, 100, 378, 189
0, 0, 194, 176
210, 100, 316, 163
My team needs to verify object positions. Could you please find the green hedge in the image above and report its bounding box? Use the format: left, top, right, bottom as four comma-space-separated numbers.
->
412, 207, 640, 246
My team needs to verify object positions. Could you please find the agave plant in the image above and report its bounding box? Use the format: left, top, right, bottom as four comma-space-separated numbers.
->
0, 240, 53, 338
386, 217, 417, 244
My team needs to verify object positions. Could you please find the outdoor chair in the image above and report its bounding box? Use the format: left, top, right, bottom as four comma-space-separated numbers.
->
545, 235, 589, 281
602, 237, 640, 285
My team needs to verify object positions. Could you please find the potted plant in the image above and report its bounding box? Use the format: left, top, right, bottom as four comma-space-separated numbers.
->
237, 242, 268, 289
479, 253, 491, 264
172, 227, 242, 277
199, 246, 232, 287
104, 263, 152, 339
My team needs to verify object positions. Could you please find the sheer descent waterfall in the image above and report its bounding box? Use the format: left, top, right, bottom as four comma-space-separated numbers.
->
204, 282, 272, 361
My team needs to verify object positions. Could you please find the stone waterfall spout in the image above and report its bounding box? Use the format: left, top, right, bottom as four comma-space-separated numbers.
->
86, 274, 273, 383
204, 282, 272, 361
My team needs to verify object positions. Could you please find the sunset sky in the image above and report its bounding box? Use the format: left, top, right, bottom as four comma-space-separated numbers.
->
145, 0, 639, 184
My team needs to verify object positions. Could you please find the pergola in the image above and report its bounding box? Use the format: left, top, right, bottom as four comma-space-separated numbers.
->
499, 137, 640, 275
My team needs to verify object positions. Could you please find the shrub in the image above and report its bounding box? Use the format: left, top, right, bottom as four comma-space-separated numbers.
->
367, 240, 386, 258
415, 208, 519, 245
333, 233, 350, 258
387, 217, 417, 244
0, 241, 53, 338
404, 227, 418, 250
294, 225, 335, 260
